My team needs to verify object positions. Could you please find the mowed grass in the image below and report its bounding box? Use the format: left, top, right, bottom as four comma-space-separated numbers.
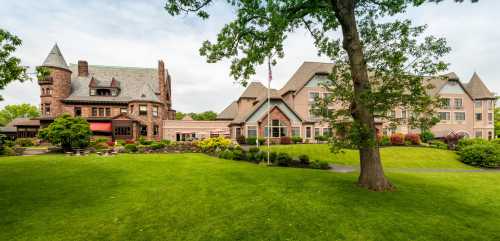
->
1, 154, 499, 241
267, 144, 473, 169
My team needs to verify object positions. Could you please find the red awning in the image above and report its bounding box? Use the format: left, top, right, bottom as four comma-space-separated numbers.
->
90, 122, 112, 132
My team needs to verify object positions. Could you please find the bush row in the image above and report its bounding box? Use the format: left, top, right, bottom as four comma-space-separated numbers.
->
378, 133, 423, 146
216, 147, 329, 170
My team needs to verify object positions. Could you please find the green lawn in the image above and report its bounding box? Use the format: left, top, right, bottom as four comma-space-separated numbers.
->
1, 153, 499, 240
266, 144, 473, 169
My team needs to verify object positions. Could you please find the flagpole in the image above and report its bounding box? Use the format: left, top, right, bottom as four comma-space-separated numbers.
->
267, 57, 271, 165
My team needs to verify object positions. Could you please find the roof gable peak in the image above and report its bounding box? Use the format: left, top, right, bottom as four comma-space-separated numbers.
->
41, 44, 71, 71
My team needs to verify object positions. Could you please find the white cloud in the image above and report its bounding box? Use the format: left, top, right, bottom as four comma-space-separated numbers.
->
0, 0, 498, 113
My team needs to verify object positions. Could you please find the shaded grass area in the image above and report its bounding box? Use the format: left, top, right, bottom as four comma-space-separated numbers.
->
1, 154, 499, 240
266, 144, 473, 169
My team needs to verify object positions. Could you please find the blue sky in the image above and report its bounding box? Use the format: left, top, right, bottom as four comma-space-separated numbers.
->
0, 0, 499, 113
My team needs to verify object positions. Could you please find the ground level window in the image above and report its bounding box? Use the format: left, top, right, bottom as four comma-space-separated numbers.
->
153, 125, 159, 136
306, 127, 312, 138
235, 127, 242, 138
92, 107, 98, 116
140, 125, 147, 136
247, 126, 257, 137
488, 131, 492, 140
114, 127, 131, 136
291, 127, 300, 137
314, 128, 320, 137
323, 128, 332, 137
74, 107, 82, 117
475, 130, 482, 138
266, 120, 288, 137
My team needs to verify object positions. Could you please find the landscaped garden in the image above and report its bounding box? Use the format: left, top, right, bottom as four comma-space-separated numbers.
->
1, 153, 499, 241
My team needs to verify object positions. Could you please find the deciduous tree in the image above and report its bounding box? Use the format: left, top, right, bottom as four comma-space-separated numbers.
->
165, 0, 476, 191
38, 114, 92, 152
0, 29, 29, 101
0, 103, 40, 126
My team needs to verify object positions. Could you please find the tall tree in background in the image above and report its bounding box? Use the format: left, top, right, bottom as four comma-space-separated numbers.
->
176, 111, 218, 120
495, 107, 500, 138
0, 29, 28, 101
0, 103, 40, 126
165, 0, 475, 191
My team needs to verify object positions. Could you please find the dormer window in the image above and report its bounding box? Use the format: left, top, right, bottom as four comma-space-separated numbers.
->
96, 89, 111, 96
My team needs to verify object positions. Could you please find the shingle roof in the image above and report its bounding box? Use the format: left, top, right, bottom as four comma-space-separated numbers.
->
464, 72, 495, 99
240, 82, 267, 98
65, 64, 162, 103
0, 118, 40, 132
279, 62, 334, 95
41, 44, 70, 71
426, 72, 460, 96
217, 101, 238, 120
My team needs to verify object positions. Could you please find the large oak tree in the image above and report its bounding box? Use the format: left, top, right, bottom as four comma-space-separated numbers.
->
165, 0, 476, 191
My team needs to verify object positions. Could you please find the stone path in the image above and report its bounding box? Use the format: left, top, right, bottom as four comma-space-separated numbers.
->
22, 148, 49, 156
329, 164, 500, 173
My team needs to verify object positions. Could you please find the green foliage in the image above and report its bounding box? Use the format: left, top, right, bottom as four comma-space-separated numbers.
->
38, 114, 92, 151
309, 160, 330, 170
274, 152, 292, 166
150, 142, 166, 150
124, 144, 138, 153
219, 149, 234, 160
246, 137, 257, 145
94, 137, 109, 143
15, 138, 35, 147
421, 131, 435, 143
291, 136, 303, 144
116, 139, 126, 146
0, 29, 29, 101
378, 136, 391, 146
298, 154, 310, 166
236, 135, 246, 144
456, 138, 488, 151
458, 143, 500, 168
495, 107, 500, 138
138, 136, 153, 145
0, 104, 40, 126
1, 146, 16, 156
175, 111, 218, 121
232, 149, 247, 161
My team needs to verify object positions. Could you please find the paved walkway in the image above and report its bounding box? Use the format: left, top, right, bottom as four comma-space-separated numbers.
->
329, 164, 500, 173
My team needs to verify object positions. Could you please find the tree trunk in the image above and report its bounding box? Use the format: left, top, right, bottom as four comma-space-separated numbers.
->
332, 0, 394, 191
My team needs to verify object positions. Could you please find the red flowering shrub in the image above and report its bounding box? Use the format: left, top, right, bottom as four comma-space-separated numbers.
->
390, 133, 405, 145
404, 133, 421, 145
125, 140, 135, 144
106, 141, 115, 147
280, 136, 292, 145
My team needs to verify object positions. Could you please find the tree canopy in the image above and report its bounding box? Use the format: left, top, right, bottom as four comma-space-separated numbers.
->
38, 114, 92, 151
165, 0, 477, 191
0, 103, 40, 126
176, 111, 218, 121
0, 29, 29, 101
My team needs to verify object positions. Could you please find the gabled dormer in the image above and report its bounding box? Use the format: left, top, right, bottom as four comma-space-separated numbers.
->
88, 76, 121, 96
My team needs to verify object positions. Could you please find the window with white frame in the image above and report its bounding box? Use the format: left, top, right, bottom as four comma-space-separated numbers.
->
475, 130, 482, 138
488, 113, 493, 123
323, 128, 332, 136
475, 113, 482, 121
306, 127, 312, 138
139, 105, 147, 115
291, 127, 300, 137
454, 112, 465, 121
314, 128, 320, 137
308, 92, 319, 103
454, 98, 463, 109
247, 126, 257, 137
442, 98, 451, 109
438, 112, 450, 121
401, 109, 407, 119
152, 106, 158, 117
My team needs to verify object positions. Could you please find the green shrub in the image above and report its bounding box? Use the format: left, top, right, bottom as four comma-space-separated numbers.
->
458, 143, 500, 168
298, 154, 310, 165
246, 137, 257, 145
236, 135, 246, 145
404, 133, 421, 145
150, 142, 166, 150
310, 160, 330, 169
315, 135, 328, 142
275, 152, 292, 166
219, 149, 234, 160
421, 131, 434, 143
138, 137, 152, 145
4, 140, 15, 147
1, 146, 16, 156
232, 149, 247, 161
197, 137, 233, 152
249, 147, 260, 153
378, 136, 391, 146
15, 138, 35, 147
456, 138, 488, 151
429, 140, 447, 149
116, 140, 126, 146
160, 140, 172, 146
280, 136, 292, 145
257, 138, 266, 145
124, 144, 138, 153
269, 151, 278, 163
94, 137, 109, 143
291, 136, 303, 144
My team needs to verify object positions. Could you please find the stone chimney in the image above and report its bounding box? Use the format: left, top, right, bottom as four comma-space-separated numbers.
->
158, 60, 167, 105
78, 60, 88, 77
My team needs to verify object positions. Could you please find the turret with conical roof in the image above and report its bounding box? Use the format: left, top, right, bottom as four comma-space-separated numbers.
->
38, 44, 72, 118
